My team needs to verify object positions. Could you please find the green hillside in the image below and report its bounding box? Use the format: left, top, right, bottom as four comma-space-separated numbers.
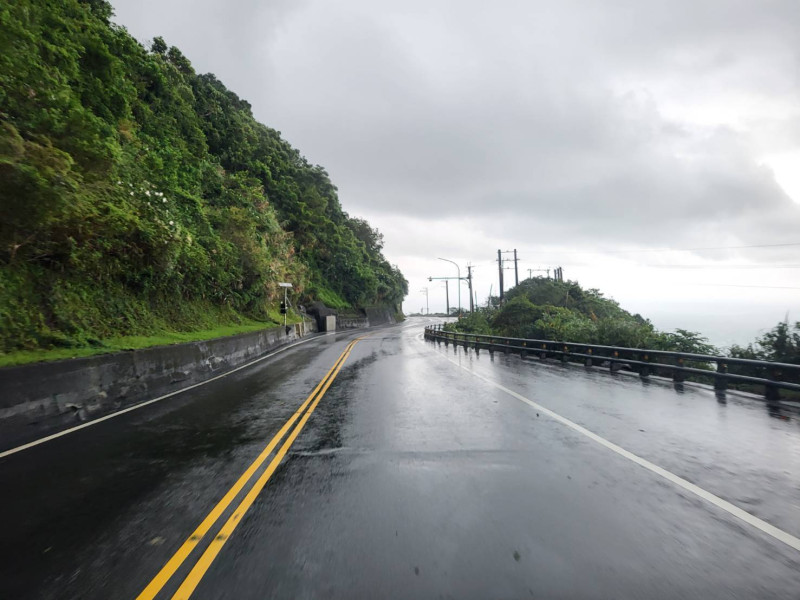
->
0, 0, 407, 356
449, 277, 717, 354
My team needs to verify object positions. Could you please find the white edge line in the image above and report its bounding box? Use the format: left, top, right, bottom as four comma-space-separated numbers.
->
0, 333, 334, 459
423, 335, 800, 554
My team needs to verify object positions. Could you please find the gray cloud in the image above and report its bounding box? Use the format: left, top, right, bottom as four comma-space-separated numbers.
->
111, 0, 800, 299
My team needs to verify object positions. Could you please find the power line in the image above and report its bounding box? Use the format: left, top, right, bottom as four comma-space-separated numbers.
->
512, 242, 800, 256
688, 284, 800, 290
647, 264, 800, 270
651, 242, 800, 251
554, 263, 800, 270
457, 242, 800, 269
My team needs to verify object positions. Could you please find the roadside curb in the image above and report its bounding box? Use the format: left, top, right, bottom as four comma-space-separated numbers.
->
0, 323, 317, 453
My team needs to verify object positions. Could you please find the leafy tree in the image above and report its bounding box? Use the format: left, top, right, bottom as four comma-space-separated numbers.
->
445, 311, 492, 335
491, 296, 546, 338
533, 307, 597, 343
731, 320, 800, 365
651, 329, 717, 355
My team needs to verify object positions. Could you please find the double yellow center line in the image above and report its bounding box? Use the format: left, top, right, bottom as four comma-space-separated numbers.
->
137, 337, 363, 600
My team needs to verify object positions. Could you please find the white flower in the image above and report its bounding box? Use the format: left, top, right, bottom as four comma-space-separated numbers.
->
117, 180, 122, 185
145, 190, 151, 197
169, 220, 174, 225
163, 198, 167, 203
130, 191, 134, 196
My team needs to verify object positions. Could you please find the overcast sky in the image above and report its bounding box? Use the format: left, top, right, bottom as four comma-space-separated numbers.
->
111, 0, 800, 346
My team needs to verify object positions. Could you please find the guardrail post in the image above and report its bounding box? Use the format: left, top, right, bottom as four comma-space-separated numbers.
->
489, 339, 495, 356
474, 335, 480, 355
520, 341, 527, 359
562, 345, 569, 363
673, 358, 685, 383
610, 350, 620, 372
540, 343, 547, 360
504, 340, 510, 355
585, 347, 593, 367
765, 367, 781, 401
640, 353, 650, 379
714, 362, 727, 392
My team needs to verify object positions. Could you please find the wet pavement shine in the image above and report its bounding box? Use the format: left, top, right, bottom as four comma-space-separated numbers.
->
1, 318, 799, 599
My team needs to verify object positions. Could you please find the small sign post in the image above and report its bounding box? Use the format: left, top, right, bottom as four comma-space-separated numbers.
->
278, 282, 293, 326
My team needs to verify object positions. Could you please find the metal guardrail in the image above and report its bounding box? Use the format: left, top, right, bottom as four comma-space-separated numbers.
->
424, 325, 800, 401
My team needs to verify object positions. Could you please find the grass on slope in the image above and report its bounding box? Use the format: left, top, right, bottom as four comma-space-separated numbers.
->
0, 311, 305, 368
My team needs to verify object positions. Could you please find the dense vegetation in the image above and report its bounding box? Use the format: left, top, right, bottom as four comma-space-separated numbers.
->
446, 277, 718, 355
0, 0, 406, 354
447, 277, 800, 369
730, 321, 800, 365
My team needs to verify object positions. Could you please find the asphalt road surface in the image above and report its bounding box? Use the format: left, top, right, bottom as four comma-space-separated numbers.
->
1, 318, 799, 599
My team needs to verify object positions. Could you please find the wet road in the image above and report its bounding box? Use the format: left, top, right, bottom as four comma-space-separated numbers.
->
1, 318, 800, 599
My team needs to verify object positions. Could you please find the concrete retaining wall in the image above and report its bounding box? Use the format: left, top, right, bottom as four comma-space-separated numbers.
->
337, 306, 397, 330
337, 316, 368, 329
0, 320, 316, 451
365, 306, 397, 326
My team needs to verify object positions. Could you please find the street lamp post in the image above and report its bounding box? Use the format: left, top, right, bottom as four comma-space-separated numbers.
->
437, 257, 461, 316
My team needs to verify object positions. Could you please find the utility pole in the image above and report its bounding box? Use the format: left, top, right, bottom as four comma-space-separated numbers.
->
437, 258, 461, 315
528, 267, 552, 280
420, 287, 429, 314
497, 249, 504, 302
444, 280, 450, 315
467, 265, 474, 313
513, 249, 519, 287
497, 249, 520, 299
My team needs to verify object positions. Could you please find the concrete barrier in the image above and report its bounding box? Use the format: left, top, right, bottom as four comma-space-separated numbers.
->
0, 320, 316, 451
323, 315, 337, 332
364, 306, 397, 326
336, 315, 365, 329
